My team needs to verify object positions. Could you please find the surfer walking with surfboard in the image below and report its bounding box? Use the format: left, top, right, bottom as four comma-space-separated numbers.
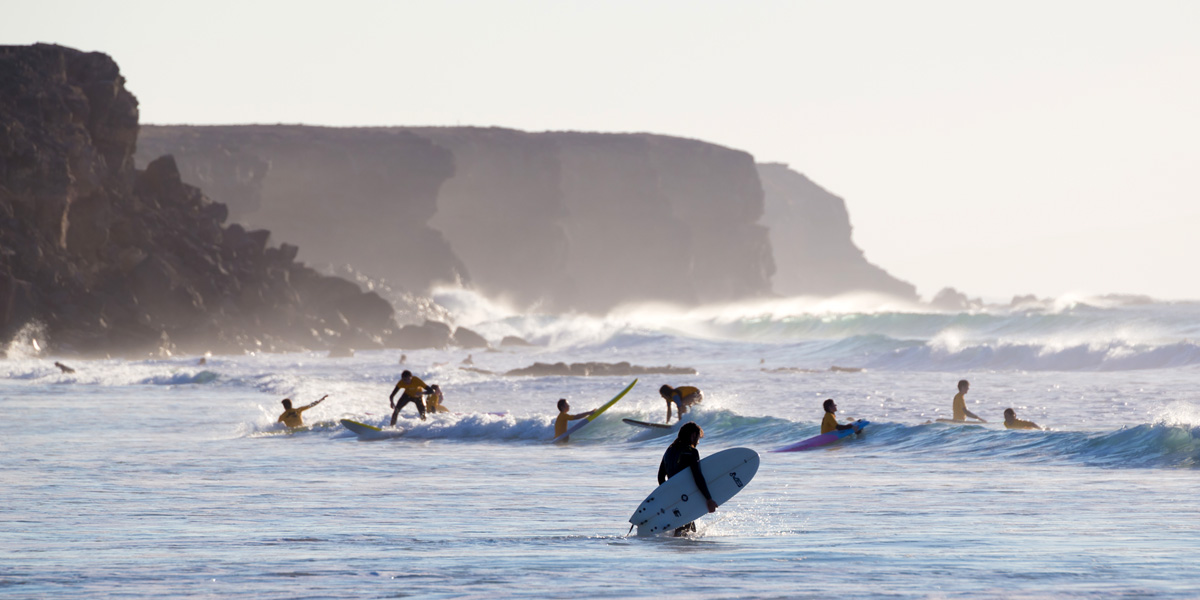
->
657, 422, 718, 536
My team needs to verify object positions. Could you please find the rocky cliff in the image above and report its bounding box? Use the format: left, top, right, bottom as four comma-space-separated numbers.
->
138, 126, 780, 312
0, 44, 409, 356
757, 163, 917, 300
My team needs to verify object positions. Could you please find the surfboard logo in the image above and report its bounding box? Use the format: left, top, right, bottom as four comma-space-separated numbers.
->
681, 494, 689, 502
730, 471, 744, 488
673, 509, 681, 517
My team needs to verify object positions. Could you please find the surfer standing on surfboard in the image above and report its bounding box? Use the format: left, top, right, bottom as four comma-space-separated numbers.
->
389, 370, 436, 425
821, 399, 862, 434
660, 384, 702, 424
657, 422, 719, 536
952, 380, 987, 423
553, 399, 594, 444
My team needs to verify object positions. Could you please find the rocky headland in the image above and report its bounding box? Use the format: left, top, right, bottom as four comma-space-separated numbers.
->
0, 44, 422, 357
138, 127, 915, 314
3, 43, 918, 357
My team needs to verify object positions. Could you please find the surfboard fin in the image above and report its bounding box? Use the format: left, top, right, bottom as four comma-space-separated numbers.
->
627, 524, 635, 536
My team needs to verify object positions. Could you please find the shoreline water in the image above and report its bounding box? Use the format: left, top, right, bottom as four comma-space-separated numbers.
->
4, 302, 1200, 598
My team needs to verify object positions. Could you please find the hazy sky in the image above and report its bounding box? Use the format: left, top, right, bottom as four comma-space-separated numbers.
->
6, 1, 1199, 301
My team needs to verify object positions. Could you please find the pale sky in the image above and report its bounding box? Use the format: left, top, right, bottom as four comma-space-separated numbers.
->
5, 1, 1199, 301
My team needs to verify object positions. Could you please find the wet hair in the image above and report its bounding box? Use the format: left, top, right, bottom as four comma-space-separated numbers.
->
1004, 408, 1016, 419
557, 398, 568, 411
659, 384, 673, 396
281, 399, 293, 409
958, 379, 969, 390
823, 398, 835, 412
675, 422, 703, 444
401, 370, 412, 378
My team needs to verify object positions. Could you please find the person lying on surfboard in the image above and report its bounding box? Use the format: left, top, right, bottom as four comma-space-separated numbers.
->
657, 422, 718, 536
821, 399, 862, 434
554, 399, 594, 444
278, 395, 328, 428
951, 379, 987, 423
660, 384, 702, 423
1003, 408, 1042, 430
389, 370, 436, 424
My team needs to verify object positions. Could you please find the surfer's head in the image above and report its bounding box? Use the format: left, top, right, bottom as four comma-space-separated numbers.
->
281, 398, 293, 409
557, 398, 569, 412
1003, 408, 1016, 421
958, 379, 970, 392
823, 398, 836, 413
659, 384, 673, 398
677, 422, 703, 446
401, 370, 413, 381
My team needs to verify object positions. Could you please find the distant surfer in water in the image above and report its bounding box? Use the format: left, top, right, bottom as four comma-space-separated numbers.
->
1003, 408, 1042, 430
821, 399, 862, 434
424, 384, 450, 414
278, 395, 328, 428
553, 399, 594, 444
389, 370, 435, 424
660, 384, 702, 423
54, 361, 75, 374
657, 422, 718, 536
952, 380, 987, 423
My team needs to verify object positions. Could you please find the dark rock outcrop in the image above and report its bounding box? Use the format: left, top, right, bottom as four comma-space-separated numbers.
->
0, 44, 408, 356
757, 163, 917, 300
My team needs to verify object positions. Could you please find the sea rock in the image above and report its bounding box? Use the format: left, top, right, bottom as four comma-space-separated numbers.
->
500, 335, 536, 347
451, 326, 489, 349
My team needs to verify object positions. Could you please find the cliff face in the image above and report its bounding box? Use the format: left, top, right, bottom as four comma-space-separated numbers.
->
138, 126, 778, 313
550, 132, 774, 311
757, 163, 917, 300
136, 126, 467, 295
413, 128, 576, 311
0, 45, 404, 356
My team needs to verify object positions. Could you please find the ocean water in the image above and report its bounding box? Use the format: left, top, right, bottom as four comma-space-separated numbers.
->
3, 294, 1200, 598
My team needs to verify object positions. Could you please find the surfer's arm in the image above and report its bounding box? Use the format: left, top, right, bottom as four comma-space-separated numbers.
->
301, 395, 328, 410
687, 463, 718, 512
657, 457, 669, 485
388, 384, 401, 406
964, 408, 986, 422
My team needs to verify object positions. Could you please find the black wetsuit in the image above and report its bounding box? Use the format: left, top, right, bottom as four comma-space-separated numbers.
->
657, 441, 714, 535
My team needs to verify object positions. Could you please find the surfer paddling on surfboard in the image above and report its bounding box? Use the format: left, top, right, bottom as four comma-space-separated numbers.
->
660, 384, 702, 424
821, 399, 862, 434
1003, 408, 1042, 430
951, 379, 987, 423
278, 395, 328, 428
553, 399, 594, 444
389, 370, 436, 425
657, 422, 718, 536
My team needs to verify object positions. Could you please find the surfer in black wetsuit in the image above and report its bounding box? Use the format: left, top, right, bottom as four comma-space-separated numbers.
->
657, 422, 719, 536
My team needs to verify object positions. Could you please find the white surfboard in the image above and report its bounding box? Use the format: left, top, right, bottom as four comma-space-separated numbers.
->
629, 447, 760, 536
